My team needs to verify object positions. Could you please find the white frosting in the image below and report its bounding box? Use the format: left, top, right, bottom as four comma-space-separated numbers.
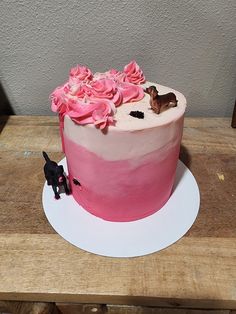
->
63, 82, 186, 161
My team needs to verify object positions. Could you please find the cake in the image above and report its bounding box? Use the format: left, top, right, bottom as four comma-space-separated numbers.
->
51, 61, 186, 222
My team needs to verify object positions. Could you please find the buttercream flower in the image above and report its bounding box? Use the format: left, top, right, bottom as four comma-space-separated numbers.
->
114, 71, 127, 83
117, 82, 144, 103
93, 69, 129, 84
123, 61, 145, 84
65, 82, 92, 99
74, 83, 92, 98
93, 69, 119, 81
69, 65, 93, 82
51, 85, 68, 114
67, 99, 116, 129
50, 61, 146, 130
109, 68, 119, 76
90, 79, 123, 106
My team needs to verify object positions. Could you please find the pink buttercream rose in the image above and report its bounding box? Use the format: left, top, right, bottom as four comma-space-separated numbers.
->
67, 99, 116, 129
73, 84, 92, 98
51, 85, 68, 114
109, 68, 119, 75
105, 69, 124, 81
114, 71, 128, 83
117, 82, 144, 103
65, 83, 92, 99
50, 61, 146, 129
123, 61, 145, 84
93, 71, 113, 81
90, 79, 123, 106
69, 65, 93, 83
66, 82, 82, 96
93, 69, 127, 83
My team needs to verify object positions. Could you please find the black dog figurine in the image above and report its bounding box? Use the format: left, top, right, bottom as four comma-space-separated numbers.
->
43, 151, 70, 199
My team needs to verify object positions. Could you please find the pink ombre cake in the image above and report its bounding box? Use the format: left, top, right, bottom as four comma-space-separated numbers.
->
51, 61, 186, 222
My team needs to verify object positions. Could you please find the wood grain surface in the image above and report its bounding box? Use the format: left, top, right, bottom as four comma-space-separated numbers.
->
56, 303, 233, 314
0, 116, 235, 310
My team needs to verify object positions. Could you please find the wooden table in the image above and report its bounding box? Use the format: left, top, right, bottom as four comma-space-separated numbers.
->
0, 116, 235, 314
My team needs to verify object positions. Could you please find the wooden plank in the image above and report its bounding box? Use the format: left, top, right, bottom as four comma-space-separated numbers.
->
0, 300, 59, 314
0, 124, 61, 152
183, 117, 232, 128
0, 115, 59, 126
0, 150, 235, 237
57, 303, 231, 313
56, 303, 106, 314
179, 152, 236, 238
0, 235, 235, 309
0, 151, 60, 234
0, 116, 231, 128
0, 117, 235, 154
0, 116, 236, 309
0, 116, 235, 237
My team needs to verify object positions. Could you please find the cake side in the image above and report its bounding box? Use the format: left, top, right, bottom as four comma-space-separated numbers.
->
50, 61, 186, 221
64, 127, 183, 221
63, 82, 186, 160
63, 82, 185, 221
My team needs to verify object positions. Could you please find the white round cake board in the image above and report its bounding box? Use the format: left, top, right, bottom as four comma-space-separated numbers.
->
42, 158, 200, 258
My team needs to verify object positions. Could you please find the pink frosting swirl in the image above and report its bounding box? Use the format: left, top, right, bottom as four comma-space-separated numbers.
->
123, 61, 145, 84
69, 65, 93, 83
74, 84, 92, 98
94, 69, 127, 83
67, 99, 116, 129
118, 82, 145, 103
51, 84, 68, 114
51, 61, 146, 129
90, 79, 123, 106
93, 70, 115, 81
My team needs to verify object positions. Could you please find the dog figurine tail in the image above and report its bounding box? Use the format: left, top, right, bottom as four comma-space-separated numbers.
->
42, 151, 50, 162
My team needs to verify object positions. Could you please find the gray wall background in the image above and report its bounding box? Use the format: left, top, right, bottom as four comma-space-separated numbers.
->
0, 0, 235, 116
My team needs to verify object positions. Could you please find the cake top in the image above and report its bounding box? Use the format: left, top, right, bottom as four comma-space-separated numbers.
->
51, 61, 186, 130
112, 81, 186, 131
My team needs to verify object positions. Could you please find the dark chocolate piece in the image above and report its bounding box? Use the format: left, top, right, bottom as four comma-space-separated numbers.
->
42, 151, 70, 199
73, 178, 81, 186
129, 110, 144, 119
145, 86, 177, 114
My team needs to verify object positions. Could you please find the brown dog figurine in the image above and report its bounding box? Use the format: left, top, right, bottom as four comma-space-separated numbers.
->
145, 86, 177, 114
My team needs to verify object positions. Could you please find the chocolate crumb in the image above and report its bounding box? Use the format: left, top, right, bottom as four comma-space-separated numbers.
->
73, 178, 81, 186
129, 111, 144, 119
